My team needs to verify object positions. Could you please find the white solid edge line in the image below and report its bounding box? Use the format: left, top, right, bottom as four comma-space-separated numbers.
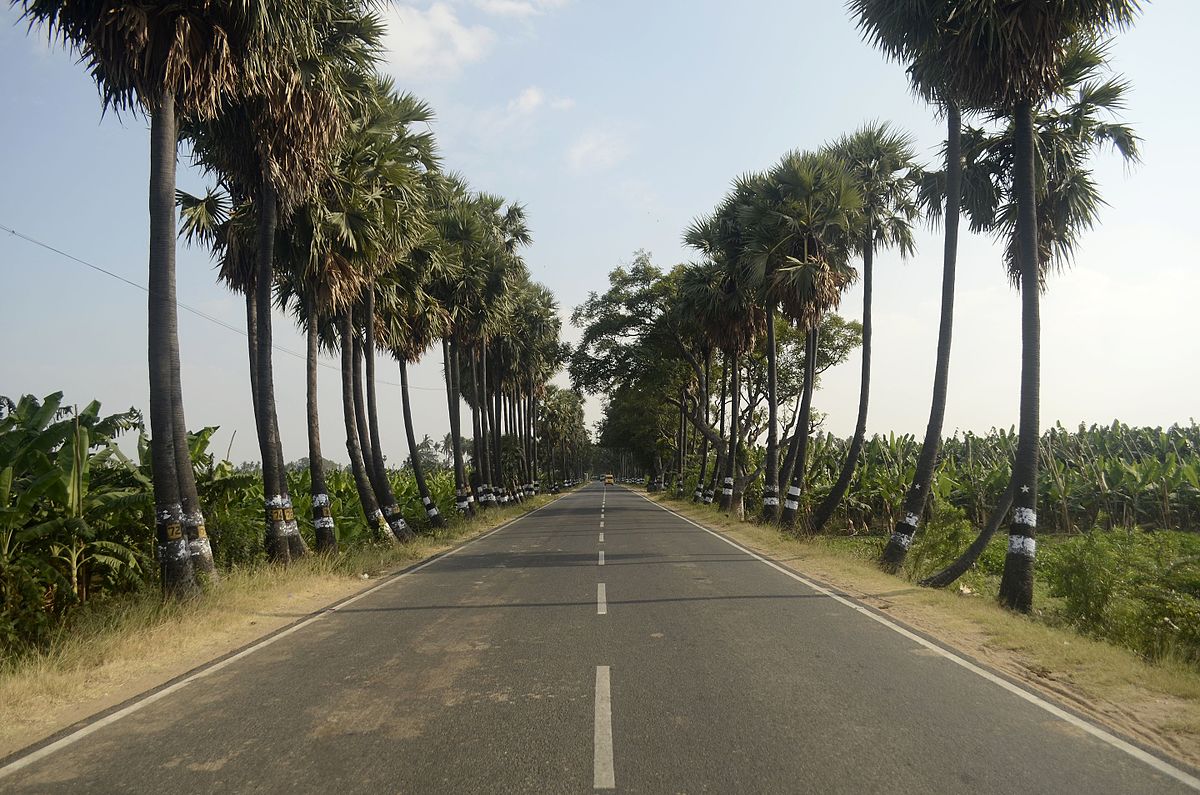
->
597, 582, 608, 615
634, 492, 1200, 792
599, 550, 605, 566
0, 495, 567, 781
594, 665, 615, 789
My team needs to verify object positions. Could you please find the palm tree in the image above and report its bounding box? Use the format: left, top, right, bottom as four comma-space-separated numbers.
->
852, 2, 1141, 610
675, 256, 761, 517
743, 150, 861, 529
921, 37, 1141, 588
809, 123, 918, 534
16, 0, 271, 594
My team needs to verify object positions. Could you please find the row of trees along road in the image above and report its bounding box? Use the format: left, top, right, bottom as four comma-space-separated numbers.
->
15, 0, 586, 599
576, 2, 1142, 612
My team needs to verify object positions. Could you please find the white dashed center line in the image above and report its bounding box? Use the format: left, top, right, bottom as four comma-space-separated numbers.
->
599, 532, 604, 543
597, 583, 607, 615
598, 550, 605, 566
594, 666, 615, 789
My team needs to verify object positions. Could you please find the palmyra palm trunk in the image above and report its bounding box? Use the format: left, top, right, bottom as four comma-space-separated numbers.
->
998, 99, 1041, 613
812, 228, 875, 534
760, 304, 780, 520
469, 349, 487, 506
362, 292, 411, 542
922, 482, 1015, 588
400, 360, 444, 527
306, 297, 336, 553
719, 348, 740, 513
147, 92, 196, 597
694, 352, 710, 502
780, 327, 819, 529
339, 312, 388, 539
444, 338, 473, 515
255, 179, 299, 563
491, 382, 505, 503
530, 391, 539, 494
171, 339, 216, 582
478, 346, 495, 507
881, 103, 962, 571
706, 356, 728, 505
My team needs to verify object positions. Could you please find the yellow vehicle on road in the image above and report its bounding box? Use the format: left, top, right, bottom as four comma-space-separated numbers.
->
604, 473, 614, 485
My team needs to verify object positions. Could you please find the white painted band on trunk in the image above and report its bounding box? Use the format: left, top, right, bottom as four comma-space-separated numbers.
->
787, 486, 801, 497
594, 666, 615, 789
312, 493, 331, 508
1009, 535, 1037, 557
421, 496, 432, 506
456, 501, 470, 510
1013, 507, 1037, 528
188, 537, 212, 556
889, 531, 914, 550
597, 583, 607, 615
784, 499, 799, 511
266, 494, 285, 508
314, 517, 335, 529
764, 497, 780, 506
426, 508, 440, 518
161, 539, 190, 562
723, 477, 734, 485
904, 512, 920, 530
722, 488, 733, 496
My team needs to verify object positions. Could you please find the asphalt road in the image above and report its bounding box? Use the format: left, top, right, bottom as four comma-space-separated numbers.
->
2, 483, 1196, 793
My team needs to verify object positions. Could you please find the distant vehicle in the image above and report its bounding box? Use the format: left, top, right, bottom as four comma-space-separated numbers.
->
605, 473, 614, 485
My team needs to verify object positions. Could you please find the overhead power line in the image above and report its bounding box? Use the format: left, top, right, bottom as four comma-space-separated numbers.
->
1, 222, 447, 392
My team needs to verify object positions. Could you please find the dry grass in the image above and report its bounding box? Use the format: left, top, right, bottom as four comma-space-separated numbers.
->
0, 495, 556, 758
650, 493, 1200, 771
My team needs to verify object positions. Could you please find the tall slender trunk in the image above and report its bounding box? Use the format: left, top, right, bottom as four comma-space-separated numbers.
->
172, 329, 215, 582
246, 289, 262, 442
781, 326, 819, 528
339, 312, 387, 538
445, 338, 473, 515
760, 304, 780, 520
470, 348, 487, 505
921, 482, 1015, 588
362, 291, 411, 542
999, 99, 1040, 613
812, 224, 875, 533
255, 179, 295, 564
400, 360, 444, 527
306, 296, 336, 553
530, 390, 539, 493
706, 355, 728, 504
351, 335, 376, 490
694, 350, 711, 502
882, 102, 962, 571
148, 93, 195, 596
479, 345, 495, 506
490, 378, 504, 503
719, 348, 740, 512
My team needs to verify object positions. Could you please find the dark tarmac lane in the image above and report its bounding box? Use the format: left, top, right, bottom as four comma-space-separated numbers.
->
2, 483, 1197, 793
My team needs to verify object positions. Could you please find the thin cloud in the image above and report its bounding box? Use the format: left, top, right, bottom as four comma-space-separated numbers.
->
474, 0, 569, 18
567, 130, 630, 174
383, 3, 496, 81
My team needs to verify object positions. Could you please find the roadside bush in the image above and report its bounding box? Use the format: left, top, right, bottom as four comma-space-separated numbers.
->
1043, 530, 1200, 664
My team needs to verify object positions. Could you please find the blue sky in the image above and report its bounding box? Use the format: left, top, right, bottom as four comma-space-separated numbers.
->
1, 1, 1197, 465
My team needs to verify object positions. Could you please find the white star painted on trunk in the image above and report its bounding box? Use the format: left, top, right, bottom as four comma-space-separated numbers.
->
1020, 485, 1030, 494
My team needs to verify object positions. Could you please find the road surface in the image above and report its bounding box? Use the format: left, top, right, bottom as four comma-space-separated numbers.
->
2, 483, 1196, 793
